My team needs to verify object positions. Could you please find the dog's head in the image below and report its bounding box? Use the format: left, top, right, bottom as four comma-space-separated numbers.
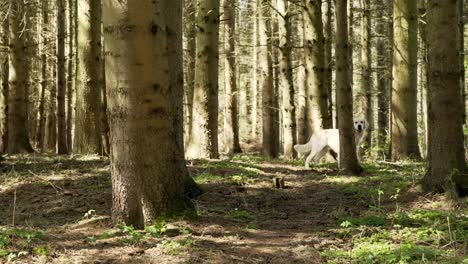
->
354, 120, 368, 134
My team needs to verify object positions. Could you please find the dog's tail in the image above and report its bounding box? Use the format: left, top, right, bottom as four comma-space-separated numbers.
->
294, 140, 312, 154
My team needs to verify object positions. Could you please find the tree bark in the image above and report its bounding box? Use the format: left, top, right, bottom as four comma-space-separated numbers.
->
296, 14, 308, 144
322, 0, 333, 128
66, 0, 76, 152
422, 0, 467, 196
391, 0, 421, 160
334, 0, 362, 174
103, 0, 194, 227
278, 0, 296, 159
7, 0, 34, 154
186, 0, 220, 159
74, 0, 103, 155
259, 0, 279, 158
0, 17, 8, 153
183, 0, 196, 145
303, 0, 328, 134
223, 0, 242, 155
57, 0, 68, 154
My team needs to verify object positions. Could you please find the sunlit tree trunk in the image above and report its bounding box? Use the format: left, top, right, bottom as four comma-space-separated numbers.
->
103, 0, 194, 227
66, 0, 75, 152
223, 0, 242, 155
278, 0, 296, 159
0, 18, 8, 153
334, 0, 362, 174
296, 14, 308, 144
74, 0, 103, 154
186, 0, 220, 159
7, 0, 34, 154
183, 0, 196, 145
391, 0, 421, 160
303, 0, 328, 134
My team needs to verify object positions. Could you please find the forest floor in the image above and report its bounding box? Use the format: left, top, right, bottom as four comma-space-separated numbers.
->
0, 153, 467, 263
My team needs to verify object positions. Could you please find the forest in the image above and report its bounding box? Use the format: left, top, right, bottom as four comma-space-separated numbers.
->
0, 0, 466, 263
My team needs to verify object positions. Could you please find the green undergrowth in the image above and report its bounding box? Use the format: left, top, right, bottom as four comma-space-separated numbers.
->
0, 227, 47, 261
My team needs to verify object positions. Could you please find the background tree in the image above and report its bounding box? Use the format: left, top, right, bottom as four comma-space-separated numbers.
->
223, 0, 242, 155
391, 0, 421, 160
186, 0, 220, 159
259, 0, 279, 158
278, 0, 296, 159
74, 0, 103, 154
7, 0, 34, 154
57, 0, 68, 154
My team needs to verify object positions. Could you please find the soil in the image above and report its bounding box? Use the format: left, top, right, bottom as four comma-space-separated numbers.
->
0, 154, 450, 263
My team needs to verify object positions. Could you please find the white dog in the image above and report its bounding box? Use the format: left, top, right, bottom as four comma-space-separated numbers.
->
294, 120, 368, 169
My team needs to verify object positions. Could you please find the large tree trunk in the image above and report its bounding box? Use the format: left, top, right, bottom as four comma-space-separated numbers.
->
303, 0, 328, 134
57, 0, 68, 154
334, 0, 362, 174
259, 0, 279, 158
278, 0, 296, 159
422, 0, 467, 196
223, 0, 242, 155
103, 0, 194, 228
7, 0, 34, 154
391, 0, 421, 160
186, 0, 220, 159
74, 0, 103, 155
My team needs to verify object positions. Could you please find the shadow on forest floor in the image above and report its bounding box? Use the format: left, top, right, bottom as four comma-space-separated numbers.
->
0, 154, 466, 263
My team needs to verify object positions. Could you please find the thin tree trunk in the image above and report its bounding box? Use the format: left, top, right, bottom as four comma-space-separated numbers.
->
57, 0, 68, 154
0, 18, 8, 153
66, 0, 75, 152
322, 0, 333, 129
183, 0, 196, 145
296, 14, 308, 144
259, 0, 279, 158
334, 0, 362, 174
278, 0, 296, 159
391, 0, 421, 160
358, 0, 372, 151
223, 0, 242, 155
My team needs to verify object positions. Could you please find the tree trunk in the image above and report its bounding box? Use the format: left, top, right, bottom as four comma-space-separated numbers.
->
296, 14, 308, 144
418, 0, 428, 158
74, 0, 103, 155
186, 0, 220, 159
303, 0, 328, 134
334, 0, 362, 174
183, 0, 196, 145
322, 0, 333, 129
259, 0, 279, 158
251, 1, 259, 140
223, 0, 242, 155
7, 0, 34, 154
375, 0, 390, 159
391, 0, 421, 160
0, 18, 8, 153
422, 0, 467, 196
278, 0, 296, 159
66, 0, 76, 152
358, 0, 372, 152
57, 0, 68, 154
103, 0, 194, 228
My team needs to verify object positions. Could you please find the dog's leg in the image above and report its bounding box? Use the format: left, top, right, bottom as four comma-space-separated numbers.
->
305, 144, 324, 169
